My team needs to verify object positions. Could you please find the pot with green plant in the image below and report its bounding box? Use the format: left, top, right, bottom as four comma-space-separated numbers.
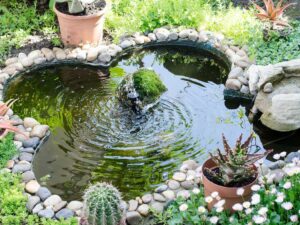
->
50, 0, 108, 46
202, 133, 271, 212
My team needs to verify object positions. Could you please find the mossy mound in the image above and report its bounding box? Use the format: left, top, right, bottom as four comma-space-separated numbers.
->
133, 69, 167, 104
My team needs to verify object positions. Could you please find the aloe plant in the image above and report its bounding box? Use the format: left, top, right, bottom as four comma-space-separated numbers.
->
205, 133, 272, 186
253, 0, 296, 27
54, 0, 96, 14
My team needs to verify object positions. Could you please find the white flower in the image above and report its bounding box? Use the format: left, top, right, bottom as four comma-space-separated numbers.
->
229, 217, 234, 222
290, 215, 298, 222
214, 199, 225, 208
243, 201, 251, 209
281, 202, 293, 210
270, 188, 277, 194
275, 192, 285, 203
252, 215, 266, 224
258, 207, 268, 215
192, 188, 200, 194
280, 152, 287, 157
179, 203, 188, 211
209, 216, 219, 224
273, 154, 280, 160
205, 196, 213, 203
232, 203, 243, 211
251, 194, 261, 205
211, 191, 219, 198
245, 208, 253, 215
215, 195, 221, 201
237, 188, 245, 196
251, 184, 261, 191
283, 181, 292, 189
216, 207, 224, 213
198, 206, 206, 213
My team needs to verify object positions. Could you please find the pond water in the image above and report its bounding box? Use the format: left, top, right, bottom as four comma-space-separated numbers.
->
5, 46, 283, 201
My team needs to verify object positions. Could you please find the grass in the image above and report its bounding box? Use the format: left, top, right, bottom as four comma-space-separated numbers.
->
0, 133, 17, 168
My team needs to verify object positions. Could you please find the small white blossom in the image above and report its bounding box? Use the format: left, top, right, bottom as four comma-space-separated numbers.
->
280, 152, 287, 158
270, 188, 277, 194
209, 216, 219, 224
211, 191, 219, 198
237, 188, 245, 196
273, 154, 280, 160
214, 199, 225, 208
216, 207, 224, 213
290, 215, 298, 222
245, 208, 253, 215
198, 206, 206, 213
275, 192, 285, 203
258, 207, 268, 215
243, 201, 251, 209
232, 203, 243, 211
283, 181, 292, 189
282, 202, 293, 210
251, 184, 261, 191
251, 194, 261, 205
253, 215, 266, 224
205, 196, 213, 203
179, 203, 188, 211
229, 217, 234, 222
192, 188, 200, 194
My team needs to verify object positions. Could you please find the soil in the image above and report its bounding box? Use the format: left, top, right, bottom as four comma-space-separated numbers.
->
56, 0, 106, 16
204, 167, 257, 187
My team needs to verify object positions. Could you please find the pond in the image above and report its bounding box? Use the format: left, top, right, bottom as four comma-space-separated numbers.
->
5, 46, 290, 201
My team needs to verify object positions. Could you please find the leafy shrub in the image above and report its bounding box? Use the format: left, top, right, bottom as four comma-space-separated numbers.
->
0, 133, 17, 168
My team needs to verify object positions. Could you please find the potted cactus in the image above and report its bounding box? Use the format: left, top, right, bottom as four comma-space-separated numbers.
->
202, 133, 272, 212
50, 0, 108, 46
82, 182, 125, 225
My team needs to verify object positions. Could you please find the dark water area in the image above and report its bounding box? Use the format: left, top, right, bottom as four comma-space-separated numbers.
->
5, 47, 299, 201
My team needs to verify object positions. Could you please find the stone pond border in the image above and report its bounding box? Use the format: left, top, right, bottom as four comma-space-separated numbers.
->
1, 27, 300, 224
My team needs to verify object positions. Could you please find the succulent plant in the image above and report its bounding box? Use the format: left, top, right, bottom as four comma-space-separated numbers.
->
205, 133, 272, 186
83, 182, 123, 225
253, 0, 296, 27
55, 0, 95, 14
0, 100, 28, 139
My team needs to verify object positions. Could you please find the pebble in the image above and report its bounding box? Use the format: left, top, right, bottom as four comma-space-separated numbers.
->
155, 28, 170, 41
24, 117, 40, 128
141, 194, 152, 204
155, 184, 168, 193
238, 76, 249, 85
120, 40, 133, 49
67, 201, 83, 211
32, 203, 44, 214
26, 196, 41, 211
263, 82, 273, 93
38, 209, 54, 219
6, 160, 14, 169
5, 57, 18, 66
134, 36, 144, 44
148, 33, 156, 41
30, 125, 49, 138
22, 137, 40, 148
162, 190, 175, 200
28, 50, 42, 60
98, 53, 111, 63
168, 32, 178, 40
19, 152, 33, 162
150, 201, 164, 213
14, 133, 29, 142
225, 79, 242, 91
14, 141, 23, 149
172, 172, 186, 182
177, 190, 190, 199
44, 195, 62, 208
240, 85, 250, 94
87, 48, 99, 62
137, 204, 149, 216
153, 193, 166, 202
168, 180, 180, 190
126, 211, 142, 225
53, 201, 67, 212
56, 208, 74, 220
128, 199, 138, 211
41, 48, 55, 61
19, 57, 33, 67
21, 147, 35, 153
22, 170, 35, 182
182, 160, 199, 170
54, 48, 66, 60
181, 180, 194, 190
25, 180, 41, 194
37, 187, 52, 201
76, 50, 87, 61
285, 152, 300, 163
34, 58, 46, 65
12, 161, 31, 173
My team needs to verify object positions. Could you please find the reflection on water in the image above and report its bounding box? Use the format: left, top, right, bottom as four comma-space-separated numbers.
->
5, 47, 298, 201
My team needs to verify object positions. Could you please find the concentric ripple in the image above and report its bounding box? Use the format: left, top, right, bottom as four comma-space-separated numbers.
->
5, 47, 260, 200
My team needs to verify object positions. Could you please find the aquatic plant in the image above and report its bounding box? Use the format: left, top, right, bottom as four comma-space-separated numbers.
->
83, 182, 123, 225
205, 133, 272, 185
253, 0, 296, 27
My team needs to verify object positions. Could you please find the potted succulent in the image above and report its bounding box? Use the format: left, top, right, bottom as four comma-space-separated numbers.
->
202, 133, 271, 212
50, 0, 108, 46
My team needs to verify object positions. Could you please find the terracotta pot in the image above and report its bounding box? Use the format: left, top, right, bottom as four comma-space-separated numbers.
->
54, 3, 108, 46
202, 158, 258, 212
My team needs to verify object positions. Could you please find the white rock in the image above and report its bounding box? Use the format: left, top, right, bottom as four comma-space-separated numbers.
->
5, 57, 18, 66
98, 53, 111, 63
67, 201, 83, 211
148, 33, 156, 41
25, 180, 41, 194
41, 48, 55, 61
19, 57, 33, 67
30, 125, 49, 138
28, 50, 42, 60
225, 79, 242, 91
87, 48, 99, 62
44, 195, 62, 208
228, 67, 243, 79
263, 83, 273, 93
24, 117, 40, 128
120, 40, 133, 49
155, 28, 170, 41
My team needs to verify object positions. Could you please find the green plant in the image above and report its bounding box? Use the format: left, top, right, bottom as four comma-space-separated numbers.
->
55, 0, 96, 14
83, 182, 123, 225
0, 133, 17, 168
205, 134, 271, 186
252, 0, 296, 27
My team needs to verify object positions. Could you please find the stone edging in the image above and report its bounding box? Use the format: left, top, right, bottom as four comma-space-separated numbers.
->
0, 27, 268, 223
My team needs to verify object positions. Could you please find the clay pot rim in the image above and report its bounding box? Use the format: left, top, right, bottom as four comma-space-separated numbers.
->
54, 2, 109, 20
202, 157, 258, 191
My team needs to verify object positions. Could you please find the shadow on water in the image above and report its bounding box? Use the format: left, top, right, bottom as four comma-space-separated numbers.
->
4, 46, 300, 201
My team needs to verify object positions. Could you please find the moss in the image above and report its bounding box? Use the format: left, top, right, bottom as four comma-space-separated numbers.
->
133, 69, 167, 104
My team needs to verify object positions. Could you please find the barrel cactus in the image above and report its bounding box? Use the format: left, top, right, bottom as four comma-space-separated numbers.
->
82, 183, 123, 225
